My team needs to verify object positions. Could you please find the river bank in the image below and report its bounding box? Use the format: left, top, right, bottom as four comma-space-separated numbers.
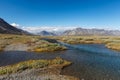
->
0, 68, 79, 80
0, 57, 79, 80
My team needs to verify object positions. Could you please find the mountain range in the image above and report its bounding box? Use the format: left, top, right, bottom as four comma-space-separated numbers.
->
35, 27, 120, 36
63, 28, 120, 36
0, 18, 120, 36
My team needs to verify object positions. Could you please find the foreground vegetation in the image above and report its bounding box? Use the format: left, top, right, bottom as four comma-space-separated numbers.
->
0, 57, 71, 75
0, 57, 79, 80
0, 34, 67, 52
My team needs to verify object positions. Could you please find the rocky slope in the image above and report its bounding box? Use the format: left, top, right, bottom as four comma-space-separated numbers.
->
0, 18, 29, 34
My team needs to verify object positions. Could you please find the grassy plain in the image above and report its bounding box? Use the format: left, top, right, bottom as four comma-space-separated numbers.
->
0, 34, 66, 52
0, 34, 120, 51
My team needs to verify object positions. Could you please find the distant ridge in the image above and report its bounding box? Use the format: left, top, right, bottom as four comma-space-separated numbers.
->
37, 30, 56, 36
0, 18, 29, 34
63, 27, 120, 36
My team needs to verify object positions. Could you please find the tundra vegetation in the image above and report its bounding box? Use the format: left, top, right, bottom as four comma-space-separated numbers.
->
0, 57, 79, 80
0, 34, 120, 52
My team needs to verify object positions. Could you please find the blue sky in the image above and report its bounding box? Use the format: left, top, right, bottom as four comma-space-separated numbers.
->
0, 0, 120, 29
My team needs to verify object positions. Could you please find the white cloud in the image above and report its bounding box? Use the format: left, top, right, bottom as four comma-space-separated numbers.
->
10, 23, 77, 33
21, 26, 77, 33
11, 23, 20, 27
9, 23, 120, 34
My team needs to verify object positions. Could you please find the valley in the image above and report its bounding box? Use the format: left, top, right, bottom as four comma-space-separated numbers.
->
0, 18, 120, 80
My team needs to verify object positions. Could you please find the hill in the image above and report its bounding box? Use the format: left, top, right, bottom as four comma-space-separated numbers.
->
0, 18, 28, 34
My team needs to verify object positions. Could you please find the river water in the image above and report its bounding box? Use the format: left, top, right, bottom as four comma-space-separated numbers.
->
0, 44, 120, 80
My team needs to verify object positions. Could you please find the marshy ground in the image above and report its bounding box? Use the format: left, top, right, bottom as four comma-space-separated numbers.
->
1, 34, 120, 80
52, 36, 120, 51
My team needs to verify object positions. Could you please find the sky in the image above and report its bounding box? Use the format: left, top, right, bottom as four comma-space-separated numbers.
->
0, 0, 120, 30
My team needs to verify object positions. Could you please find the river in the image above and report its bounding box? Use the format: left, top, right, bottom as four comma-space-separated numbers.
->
0, 44, 120, 80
